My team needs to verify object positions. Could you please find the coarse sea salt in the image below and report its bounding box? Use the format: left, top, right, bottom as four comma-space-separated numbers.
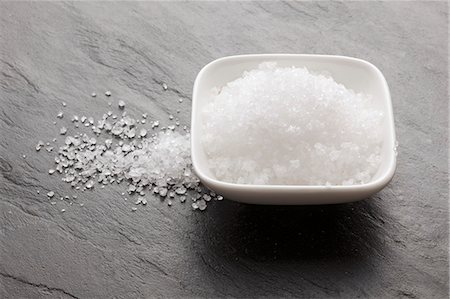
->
202, 62, 384, 186
38, 96, 221, 212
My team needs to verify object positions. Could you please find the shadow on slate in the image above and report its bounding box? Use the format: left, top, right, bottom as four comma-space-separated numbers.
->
201, 198, 386, 262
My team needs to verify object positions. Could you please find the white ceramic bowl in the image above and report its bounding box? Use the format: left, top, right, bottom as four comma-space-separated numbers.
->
191, 54, 396, 205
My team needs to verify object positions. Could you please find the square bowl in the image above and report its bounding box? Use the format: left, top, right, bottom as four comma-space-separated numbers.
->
191, 54, 396, 205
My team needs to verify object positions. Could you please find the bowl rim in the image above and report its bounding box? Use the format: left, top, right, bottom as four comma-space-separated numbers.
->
191, 54, 397, 192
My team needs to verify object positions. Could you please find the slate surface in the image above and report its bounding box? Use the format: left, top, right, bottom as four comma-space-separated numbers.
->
0, 2, 448, 298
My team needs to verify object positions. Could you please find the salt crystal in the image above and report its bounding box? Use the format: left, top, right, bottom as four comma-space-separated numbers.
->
105, 91, 111, 97
175, 186, 187, 195
35, 141, 44, 151
118, 100, 125, 109
159, 188, 168, 197
197, 199, 207, 211
162, 83, 168, 90
48, 169, 55, 175
86, 180, 94, 189
60, 127, 67, 135
140, 129, 147, 137
91, 92, 97, 97
62, 102, 67, 107
47, 191, 55, 198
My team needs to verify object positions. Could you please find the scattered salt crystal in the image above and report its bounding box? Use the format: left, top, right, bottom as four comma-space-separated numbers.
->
60, 127, 67, 135
178, 98, 183, 103
47, 191, 55, 198
38, 106, 223, 212
139, 129, 147, 137
118, 100, 125, 109
131, 207, 137, 211
48, 169, 55, 175
159, 188, 168, 197
197, 199, 207, 211
91, 92, 97, 97
127, 128, 136, 138
202, 62, 384, 186
169, 115, 174, 120
61, 209, 66, 212
175, 186, 187, 195
35, 141, 44, 151
62, 102, 67, 107
105, 91, 111, 97
57, 111, 64, 119
86, 180, 94, 189
162, 83, 168, 90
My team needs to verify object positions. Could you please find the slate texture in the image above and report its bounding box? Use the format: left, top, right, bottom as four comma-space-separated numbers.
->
0, 2, 448, 298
